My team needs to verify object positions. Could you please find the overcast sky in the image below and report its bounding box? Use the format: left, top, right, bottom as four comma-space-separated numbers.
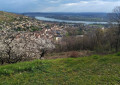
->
0, 0, 120, 13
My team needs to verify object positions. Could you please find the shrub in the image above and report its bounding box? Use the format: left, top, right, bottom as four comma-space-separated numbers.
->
68, 51, 79, 58
92, 55, 99, 59
115, 52, 120, 56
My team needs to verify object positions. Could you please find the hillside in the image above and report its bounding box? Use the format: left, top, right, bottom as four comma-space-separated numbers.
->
0, 11, 45, 32
0, 11, 21, 22
0, 54, 119, 85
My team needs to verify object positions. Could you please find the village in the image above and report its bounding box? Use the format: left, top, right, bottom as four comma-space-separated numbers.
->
0, 16, 67, 42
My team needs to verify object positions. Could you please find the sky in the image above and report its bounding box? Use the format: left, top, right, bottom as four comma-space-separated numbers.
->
0, 0, 120, 13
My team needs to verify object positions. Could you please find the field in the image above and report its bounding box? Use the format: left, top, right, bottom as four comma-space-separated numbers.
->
0, 53, 120, 85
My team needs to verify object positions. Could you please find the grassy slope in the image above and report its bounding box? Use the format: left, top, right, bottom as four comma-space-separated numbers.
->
0, 11, 21, 22
0, 54, 120, 85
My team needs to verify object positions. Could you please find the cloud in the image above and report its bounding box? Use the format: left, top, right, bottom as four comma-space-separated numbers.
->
65, 3, 78, 6
49, 0, 61, 3
0, 0, 41, 12
40, 0, 120, 12
64, 1, 89, 6
0, 0, 119, 12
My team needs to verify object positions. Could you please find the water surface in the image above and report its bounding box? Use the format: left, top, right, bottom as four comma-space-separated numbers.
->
35, 16, 108, 24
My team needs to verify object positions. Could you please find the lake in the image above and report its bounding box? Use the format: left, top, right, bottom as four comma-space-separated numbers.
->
35, 16, 108, 24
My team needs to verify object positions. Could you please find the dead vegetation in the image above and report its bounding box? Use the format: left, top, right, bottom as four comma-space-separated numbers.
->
45, 50, 93, 59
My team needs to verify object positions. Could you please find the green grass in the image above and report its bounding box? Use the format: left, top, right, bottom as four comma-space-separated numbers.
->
0, 54, 120, 85
0, 11, 20, 22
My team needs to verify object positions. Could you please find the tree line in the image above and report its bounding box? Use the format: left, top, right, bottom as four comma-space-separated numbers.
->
55, 6, 120, 53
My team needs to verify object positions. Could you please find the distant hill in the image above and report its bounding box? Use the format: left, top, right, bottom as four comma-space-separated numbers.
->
22, 12, 109, 22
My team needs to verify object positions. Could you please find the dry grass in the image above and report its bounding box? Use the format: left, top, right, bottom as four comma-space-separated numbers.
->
67, 51, 79, 58
45, 50, 93, 59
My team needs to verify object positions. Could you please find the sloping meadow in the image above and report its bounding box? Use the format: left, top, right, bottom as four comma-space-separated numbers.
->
0, 54, 120, 85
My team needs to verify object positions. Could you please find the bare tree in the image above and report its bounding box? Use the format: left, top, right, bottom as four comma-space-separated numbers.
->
109, 6, 120, 52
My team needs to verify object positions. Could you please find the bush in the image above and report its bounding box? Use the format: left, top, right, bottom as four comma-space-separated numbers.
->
115, 52, 120, 56
92, 55, 99, 59
68, 51, 79, 58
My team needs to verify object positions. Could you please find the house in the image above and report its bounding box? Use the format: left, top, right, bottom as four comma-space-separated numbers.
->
55, 35, 62, 42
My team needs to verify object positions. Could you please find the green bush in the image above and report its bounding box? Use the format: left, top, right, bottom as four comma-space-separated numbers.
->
115, 52, 120, 56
